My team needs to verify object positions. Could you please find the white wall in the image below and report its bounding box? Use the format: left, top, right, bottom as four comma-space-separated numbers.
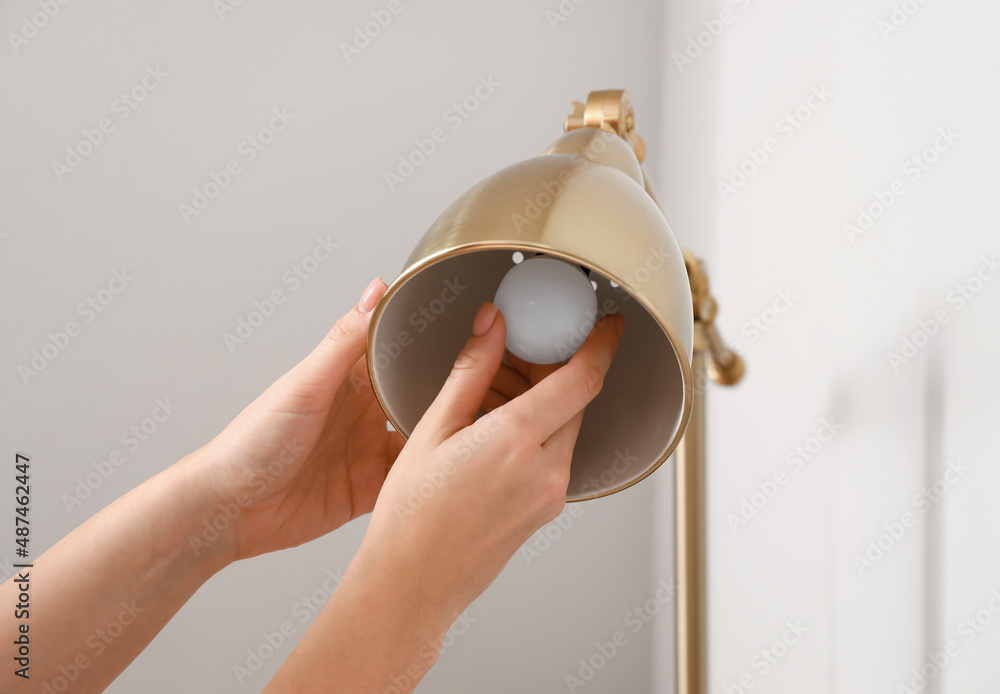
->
0, 1, 674, 692
655, 0, 1000, 691
4, 1, 998, 692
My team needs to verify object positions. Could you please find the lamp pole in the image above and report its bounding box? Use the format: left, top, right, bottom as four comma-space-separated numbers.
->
676, 253, 743, 694
676, 344, 708, 693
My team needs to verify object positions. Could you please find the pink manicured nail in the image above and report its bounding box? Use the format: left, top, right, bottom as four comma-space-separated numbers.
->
359, 277, 384, 314
472, 302, 499, 336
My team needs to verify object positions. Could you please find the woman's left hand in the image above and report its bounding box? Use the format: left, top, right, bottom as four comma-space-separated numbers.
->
184, 277, 403, 562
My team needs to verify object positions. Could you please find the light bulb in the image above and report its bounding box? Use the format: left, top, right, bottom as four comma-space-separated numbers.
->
493, 256, 598, 364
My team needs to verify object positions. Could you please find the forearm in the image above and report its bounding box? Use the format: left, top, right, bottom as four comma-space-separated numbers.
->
263, 545, 454, 694
0, 449, 232, 693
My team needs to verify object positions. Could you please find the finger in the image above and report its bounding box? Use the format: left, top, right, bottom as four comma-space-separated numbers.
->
507, 351, 561, 386
511, 313, 624, 444
535, 408, 586, 506
480, 388, 510, 413
419, 302, 506, 441
287, 277, 386, 401
490, 363, 531, 400
527, 361, 561, 386
506, 352, 533, 379
541, 408, 585, 455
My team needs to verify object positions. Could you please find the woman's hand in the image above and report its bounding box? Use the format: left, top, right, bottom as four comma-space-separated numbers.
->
354, 301, 623, 640
183, 277, 404, 563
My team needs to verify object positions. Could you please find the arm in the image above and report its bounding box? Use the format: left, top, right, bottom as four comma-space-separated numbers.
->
2, 276, 403, 692
0, 454, 231, 693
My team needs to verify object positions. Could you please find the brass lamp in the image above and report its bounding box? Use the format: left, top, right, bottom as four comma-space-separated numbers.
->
367, 90, 742, 694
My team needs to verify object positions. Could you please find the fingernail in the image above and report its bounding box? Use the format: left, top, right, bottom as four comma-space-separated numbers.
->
472, 302, 499, 336
615, 313, 625, 337
359, 277, 385, 314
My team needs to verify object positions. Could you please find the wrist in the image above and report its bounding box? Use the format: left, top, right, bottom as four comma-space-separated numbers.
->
346, 538, 463, 653
164, 446, 240, 577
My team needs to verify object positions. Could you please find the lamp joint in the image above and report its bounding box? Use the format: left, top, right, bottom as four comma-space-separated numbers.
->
565, 89, 646, 163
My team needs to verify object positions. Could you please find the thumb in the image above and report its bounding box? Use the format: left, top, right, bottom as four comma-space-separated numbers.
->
419, 301, 506, 442
289, 277, 386, 400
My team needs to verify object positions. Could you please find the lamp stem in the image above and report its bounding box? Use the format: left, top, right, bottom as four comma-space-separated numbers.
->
676, 346, 708, 694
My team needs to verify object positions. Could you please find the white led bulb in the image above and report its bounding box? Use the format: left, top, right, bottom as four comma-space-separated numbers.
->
493, 256, 598, 364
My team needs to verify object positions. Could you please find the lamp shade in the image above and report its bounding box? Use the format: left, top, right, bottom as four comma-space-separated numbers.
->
367, 128, 693, 500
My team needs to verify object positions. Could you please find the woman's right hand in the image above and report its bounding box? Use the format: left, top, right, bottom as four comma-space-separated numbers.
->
353, 300, 623, 644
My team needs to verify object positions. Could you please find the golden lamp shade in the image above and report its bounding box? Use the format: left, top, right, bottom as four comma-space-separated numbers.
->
367, 127, 694, 501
